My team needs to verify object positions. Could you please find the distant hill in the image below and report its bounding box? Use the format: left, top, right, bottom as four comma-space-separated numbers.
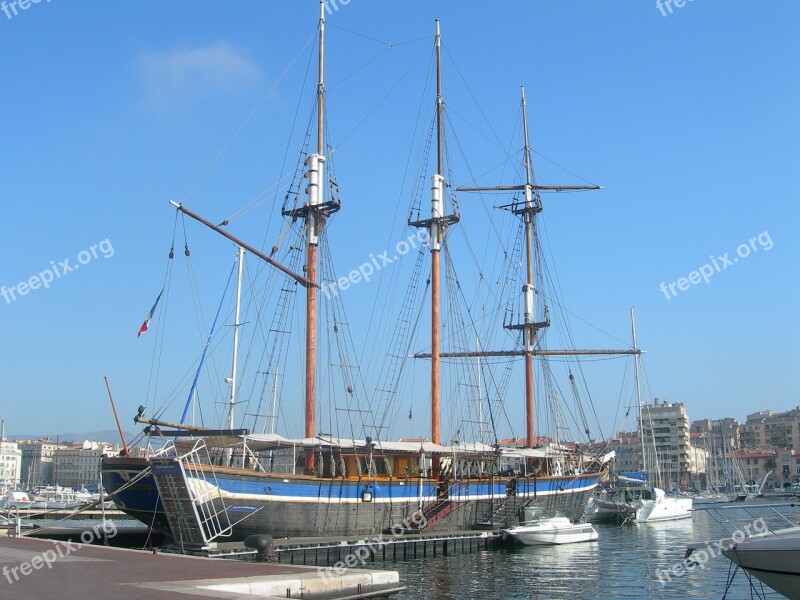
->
9, 429, 135, 445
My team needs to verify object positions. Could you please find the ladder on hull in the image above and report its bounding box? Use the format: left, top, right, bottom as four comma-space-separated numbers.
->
150, 440, 233, 551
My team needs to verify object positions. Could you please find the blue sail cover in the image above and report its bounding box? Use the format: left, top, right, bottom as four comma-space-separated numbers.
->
619, 471, 649, 482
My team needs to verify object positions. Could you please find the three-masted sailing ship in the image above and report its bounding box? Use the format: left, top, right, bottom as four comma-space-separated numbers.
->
102, 3, 633, 542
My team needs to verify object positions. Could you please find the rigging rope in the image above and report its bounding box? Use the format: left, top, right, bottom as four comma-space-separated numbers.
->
179, 31, 317, 204
179, 256, 237, 425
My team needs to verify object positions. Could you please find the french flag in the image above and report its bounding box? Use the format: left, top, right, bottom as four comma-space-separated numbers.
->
138, 288, 164, 338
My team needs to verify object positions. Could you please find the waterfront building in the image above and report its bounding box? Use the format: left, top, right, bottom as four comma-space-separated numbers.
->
19, 440, 66, 488
640, 399, 693, 489
0, 422, 22, 489
690, 418, 741, 450
599, 432, 642, 473
775, 449, 800, 488
591, 400, 706, 491
733, 448, 777, 487
53, 441, 120, 489
740, 407, 800, 451
0, 439, 22, 489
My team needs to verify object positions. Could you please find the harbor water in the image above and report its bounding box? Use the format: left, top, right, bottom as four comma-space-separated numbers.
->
373, 503, 796, 599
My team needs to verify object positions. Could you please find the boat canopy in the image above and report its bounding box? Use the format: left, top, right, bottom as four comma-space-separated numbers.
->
499, 448, 549, 459
164, 434, 594, 468
172, 433, 512, 457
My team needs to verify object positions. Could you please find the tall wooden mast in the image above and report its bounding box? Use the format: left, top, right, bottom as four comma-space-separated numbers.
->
410, 21, 459, 448
431, 19, 444, 446
303, 0, 327, 471
520, 87, 537, 448
452, 87, 602, 449
166, 5, 332, 474
274, 2, 340, 471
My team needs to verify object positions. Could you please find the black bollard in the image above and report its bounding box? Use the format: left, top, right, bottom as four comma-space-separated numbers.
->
244, 535, 277, 563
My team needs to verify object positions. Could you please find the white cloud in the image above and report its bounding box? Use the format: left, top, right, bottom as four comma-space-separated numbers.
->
139, 42, 262, 109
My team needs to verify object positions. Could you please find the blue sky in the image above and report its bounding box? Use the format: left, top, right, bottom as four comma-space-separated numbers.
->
0, 1, 797, 442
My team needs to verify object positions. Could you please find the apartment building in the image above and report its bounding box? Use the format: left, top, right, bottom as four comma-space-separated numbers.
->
741, 407, 800, 451
19, 441, 66, 488
640, 399, 692, 488
734, 448, 777, 486
775, 449, 800, 487
690, 418, 741, 450
52, 441, 120, 489
0, 439, 22, 488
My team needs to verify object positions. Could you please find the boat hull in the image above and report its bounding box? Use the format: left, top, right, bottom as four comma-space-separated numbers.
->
504, 520, 598, 545
586, 498, 636, 523
722, 527, 800, 600
101, 457, 170, 533
102, 457, 604, 539
636, 497, 692, 523
690, 495, 729, 505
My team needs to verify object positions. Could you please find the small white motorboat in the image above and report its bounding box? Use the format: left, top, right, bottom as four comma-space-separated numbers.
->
0, 491, 33, 511
635, 487, 693, 523
504, 509, 599, 546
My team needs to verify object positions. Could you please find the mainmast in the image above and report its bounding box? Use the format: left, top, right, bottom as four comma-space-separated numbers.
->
409, 20, 459, 447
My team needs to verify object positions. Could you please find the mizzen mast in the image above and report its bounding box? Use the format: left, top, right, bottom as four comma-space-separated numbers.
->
520, 87, 539, 448
454, 86, 601, 449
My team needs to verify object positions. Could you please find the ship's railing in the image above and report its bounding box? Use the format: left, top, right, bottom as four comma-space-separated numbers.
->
693, 502, 800, 535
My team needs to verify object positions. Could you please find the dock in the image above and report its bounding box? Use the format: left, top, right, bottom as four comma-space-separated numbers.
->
0, 536, 404, 599
188, 530, 504, 566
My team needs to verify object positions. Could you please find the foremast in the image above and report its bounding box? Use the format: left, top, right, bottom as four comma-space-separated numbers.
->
162, 4, 335, 473
281, 1, 340, 472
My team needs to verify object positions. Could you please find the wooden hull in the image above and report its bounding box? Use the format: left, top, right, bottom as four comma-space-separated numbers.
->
102, 457, 604, 540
